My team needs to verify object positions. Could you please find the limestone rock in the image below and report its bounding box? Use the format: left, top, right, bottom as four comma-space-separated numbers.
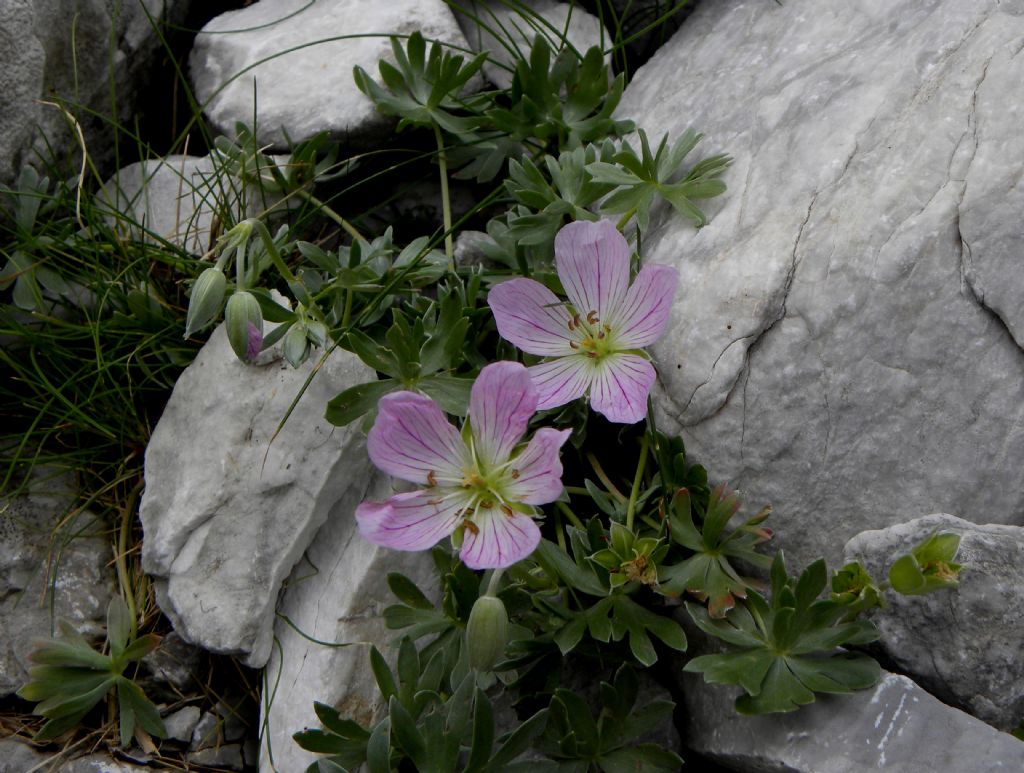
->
259, 469, 438, 773
163, 705, 202, 743
618, 0, 1024, 568
189, 0, 476, 148
844, 514, 1024, 731
681, 670, 1024, 772
0, 479, 114, 696
455, 0, 606, 90
139, 324, 375, 667
98, 154, 289, 256
0, 0, 191, 185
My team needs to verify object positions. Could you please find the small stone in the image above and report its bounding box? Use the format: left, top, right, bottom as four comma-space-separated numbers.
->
187, 744, 244, 771
844, 514, 1024, 731
215, 699, 250, 742
190, 711, 221, 751
140, 631, 203, 698
162, 705, 202, 743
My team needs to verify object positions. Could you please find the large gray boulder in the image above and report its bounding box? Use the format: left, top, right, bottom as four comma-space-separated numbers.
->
0, 0, 190, 185
0, 475, 114, 696
845, 514, 1024, 731
619, 0, 1024, 568
139, 324, 375, 667
189, 0, 476, 149
681, 670, 1024, 773
259, 469, 439, 773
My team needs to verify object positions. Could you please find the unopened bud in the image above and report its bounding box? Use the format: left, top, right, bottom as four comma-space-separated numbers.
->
225, 291, 264, 362
184, 267, 226, 338
283, 322, 309, 367
465, 595, 508, 672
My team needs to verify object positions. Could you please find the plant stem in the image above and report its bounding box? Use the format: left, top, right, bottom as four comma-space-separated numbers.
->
615, 206, 638, 232
557, 501, 585, 531
625, 433, 650, 532
587, 453, 627, 502
300, 192, 364, 242
486, 568, 505, 597
433, 123, 454, 270
553, 505, 567, 552
564, 485, 592, 497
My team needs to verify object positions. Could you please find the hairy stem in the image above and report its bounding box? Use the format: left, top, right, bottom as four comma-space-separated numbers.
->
433, 123, 454, 270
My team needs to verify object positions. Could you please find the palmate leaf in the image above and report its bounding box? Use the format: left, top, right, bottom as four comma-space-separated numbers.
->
683, 554, 882, 715
587, 129, 731, 231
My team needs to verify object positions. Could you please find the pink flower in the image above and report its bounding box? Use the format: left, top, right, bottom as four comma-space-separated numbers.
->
488, 220, 679, 424
355, 361, 570, 569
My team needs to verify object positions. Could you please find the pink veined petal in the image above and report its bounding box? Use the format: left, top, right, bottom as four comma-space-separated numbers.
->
589, 354, 656, 424
488, 278, 575, 357
469, 362, 538, 469
609, 264, 679, 349
367, 391, 469, 485
460, 508, 542, 569
356, 489, 469, 552
505, 427, 572, 505
528, 356, 594, 411
554, 220, 630, 321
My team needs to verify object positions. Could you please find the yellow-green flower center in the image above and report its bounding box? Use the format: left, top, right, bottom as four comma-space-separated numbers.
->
568, 308, 615, 360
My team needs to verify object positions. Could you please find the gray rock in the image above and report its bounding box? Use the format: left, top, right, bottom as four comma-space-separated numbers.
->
258, 469, 438, 773
681, 670, 1024, 772
187, 744, 244, 770
844, 514, 1024, 731
618, 0, 1024, 568
0, 737, 53, 773
191, 709, 221, 751
97, 154, 290, 256
139, 324, 375, 667
0, 477, 114, 696
163, 705, 202, 743
189, 0, 476, 149
139, 630, 202, 698
0, 1, 190, 185
455, 0, 606, 89
60, 754, 151, 772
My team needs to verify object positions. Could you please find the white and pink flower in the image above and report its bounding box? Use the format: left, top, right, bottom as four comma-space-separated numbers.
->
488, 220, 678, 424
355, 361, 570, 569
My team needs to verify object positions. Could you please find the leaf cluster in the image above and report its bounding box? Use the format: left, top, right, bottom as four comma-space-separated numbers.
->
17, 597, 166, 746
684, 552, 881, 714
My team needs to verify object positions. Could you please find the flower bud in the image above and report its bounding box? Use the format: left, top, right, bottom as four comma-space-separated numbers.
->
225, 291, 264, 362
283, 322, 309, 368
184, 267, 226, 338
465, 595, 508, 672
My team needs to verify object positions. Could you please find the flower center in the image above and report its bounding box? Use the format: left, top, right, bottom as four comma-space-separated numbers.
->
455, 462, 519, 531
568, 309, 614, 359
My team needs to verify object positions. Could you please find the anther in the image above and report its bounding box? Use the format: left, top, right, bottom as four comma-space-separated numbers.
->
569, 340, 580, 350
500, 505, 514, 518
573, 314, 582, 328
480, 500, 494, 509
586, 352, 598, 359
426, 470, 437, 487
511, 469, 520, 479
567, 318, 576, 331
587, 310, 599, 325
464, 519, 480, 535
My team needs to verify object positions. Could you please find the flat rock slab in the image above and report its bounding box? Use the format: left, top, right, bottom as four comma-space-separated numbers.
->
259, 469, 438, 773
845, 514, 1024, 731
0, 481, 113, 696
140, 324, 373, 667
190, 0, 475, 148
682, 671, 1024, 772
618, 0, 1024, 567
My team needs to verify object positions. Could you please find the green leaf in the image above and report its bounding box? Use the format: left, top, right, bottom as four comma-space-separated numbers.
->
365, 718, 392, 773
387, 574, 434, 610
369, 647, 398, 702
117, 678, 167, 741
325, 379, 397, 427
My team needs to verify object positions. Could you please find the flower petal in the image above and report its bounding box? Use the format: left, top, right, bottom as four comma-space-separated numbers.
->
469, 361, 537, 469
505, 427, 571, 505
528, 357, 593, 411
554, 220, 630, 321
460, 508, 541, 569
610, 264, 679, 348
590, 354, 656, 424
367, 391, 469, 485
356, 489, 468, 552
488, 278, 575, 357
